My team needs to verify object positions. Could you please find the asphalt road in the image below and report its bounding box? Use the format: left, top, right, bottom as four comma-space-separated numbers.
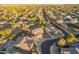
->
38, 20, 79, 54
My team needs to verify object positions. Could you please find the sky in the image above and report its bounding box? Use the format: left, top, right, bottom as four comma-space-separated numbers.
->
0, 0, 79, 4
